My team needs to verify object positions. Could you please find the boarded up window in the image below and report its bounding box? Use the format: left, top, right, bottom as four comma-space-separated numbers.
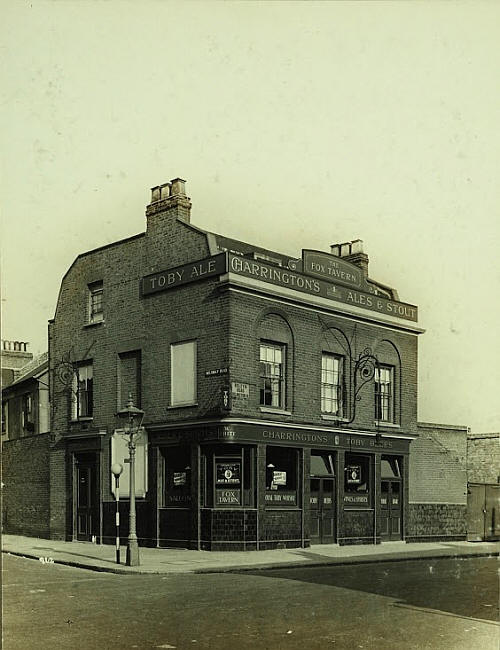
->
171, 341, 197, 406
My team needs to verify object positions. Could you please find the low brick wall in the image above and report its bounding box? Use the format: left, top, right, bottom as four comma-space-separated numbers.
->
2, 433, 51, 537
406, 503, 467, 542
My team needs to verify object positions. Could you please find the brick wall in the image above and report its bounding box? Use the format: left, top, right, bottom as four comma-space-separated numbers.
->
228, 291, 418, 435
2, 433, 51, 537
467, 434, 500, 484
410, 423, 467, 505
407, 504, 467, 542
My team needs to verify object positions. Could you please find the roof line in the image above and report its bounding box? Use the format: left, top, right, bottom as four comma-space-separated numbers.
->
77, 232, 145, 259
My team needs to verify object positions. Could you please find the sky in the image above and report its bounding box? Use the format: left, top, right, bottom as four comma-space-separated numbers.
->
1, 1, 499, 432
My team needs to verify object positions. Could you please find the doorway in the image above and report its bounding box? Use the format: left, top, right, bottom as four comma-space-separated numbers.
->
310, 478, 336, 544
380, 480, 402, 540
467, 483, 500, 541
380, 456, 403, 541
75, 453, 99, 542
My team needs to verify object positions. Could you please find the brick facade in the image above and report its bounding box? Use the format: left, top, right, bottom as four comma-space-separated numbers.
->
46, 178, 464, 550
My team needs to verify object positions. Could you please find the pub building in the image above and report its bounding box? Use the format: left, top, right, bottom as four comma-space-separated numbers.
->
48, 178, 424, 550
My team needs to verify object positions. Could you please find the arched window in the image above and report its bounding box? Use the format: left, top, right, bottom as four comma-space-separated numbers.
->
373, 340, 401, 425
320, 327, 351, 419
257, 312, 294, 411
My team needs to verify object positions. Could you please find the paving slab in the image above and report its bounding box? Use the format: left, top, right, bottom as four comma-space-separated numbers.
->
2, 534, 498, 575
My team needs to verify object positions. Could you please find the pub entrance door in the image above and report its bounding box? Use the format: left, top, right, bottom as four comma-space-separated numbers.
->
75, 453, 99, 542
380, 480, 402, 541
310, 478, 336, 544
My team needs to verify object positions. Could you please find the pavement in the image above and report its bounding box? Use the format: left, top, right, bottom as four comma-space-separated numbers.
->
2, 534, 498, 575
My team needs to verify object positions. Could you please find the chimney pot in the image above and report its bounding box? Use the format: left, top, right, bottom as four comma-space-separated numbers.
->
170, 178, 186, 196
159, 182, 171, 200
340, 243, 351, 257
350, 239, 363, 254
151, 186, 161, 202
330, 244, 340, 257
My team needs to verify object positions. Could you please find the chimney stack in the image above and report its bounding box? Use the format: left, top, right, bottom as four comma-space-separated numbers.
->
330, 239, 369, 276
146, 177, 192, 223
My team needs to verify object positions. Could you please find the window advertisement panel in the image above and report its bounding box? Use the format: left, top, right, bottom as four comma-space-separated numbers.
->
215, 459, 242, 506
163, 446, 191, 507
343, 453, 371, 508
265, 447, 298, 506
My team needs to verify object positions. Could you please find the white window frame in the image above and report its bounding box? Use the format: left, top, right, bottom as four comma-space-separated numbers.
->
321, 353, 344, 416
21, 393, 34, 428
375, 365, 394, 423
72, 363, 94, 420
259, 342, 285, 409
170, 340, 197, 407
88, 281, 104, 324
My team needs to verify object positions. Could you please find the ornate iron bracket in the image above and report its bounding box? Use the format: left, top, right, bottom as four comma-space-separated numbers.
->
342, 347, 379, 425
50, 342, 96, 443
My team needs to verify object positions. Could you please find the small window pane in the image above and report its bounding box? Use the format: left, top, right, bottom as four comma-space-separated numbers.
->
321, 353, 343, 416
73, 363, 93, 418
88, 282, 103, 323
375, 365, 394, 422
310, 453, 335, 476
260, 342, 285, 408
381, 457, 401, 478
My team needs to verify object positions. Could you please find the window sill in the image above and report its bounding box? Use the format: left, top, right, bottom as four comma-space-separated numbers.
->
168, 402, 198, 410
321, 414, 349, 422
259, 407, 292, 416
374, 421, 400, 429
84, 320, 104, 329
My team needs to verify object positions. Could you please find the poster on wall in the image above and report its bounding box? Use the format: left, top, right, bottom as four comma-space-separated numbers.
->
273, 471, 287, 486
346, 465, 362, 484
173, 472, 187, 486
110, 429, 148, 498
216, 461, 241, 484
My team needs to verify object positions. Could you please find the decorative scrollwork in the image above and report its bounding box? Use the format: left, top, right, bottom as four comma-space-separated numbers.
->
56, 360, 76, 390
343, 348, 380, 424
359, 359, 376, 381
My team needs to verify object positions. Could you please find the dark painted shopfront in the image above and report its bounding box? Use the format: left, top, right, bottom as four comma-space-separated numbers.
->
149, 422, 412, 550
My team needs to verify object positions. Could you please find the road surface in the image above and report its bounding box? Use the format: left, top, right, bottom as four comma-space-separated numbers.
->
2, 554, 498, 649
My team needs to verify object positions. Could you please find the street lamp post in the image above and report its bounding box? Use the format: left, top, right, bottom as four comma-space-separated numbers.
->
111, 463, 123, 564
116, 395, 144, 567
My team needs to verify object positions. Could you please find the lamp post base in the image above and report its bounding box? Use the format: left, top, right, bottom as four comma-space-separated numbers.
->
126, 540, 140, 567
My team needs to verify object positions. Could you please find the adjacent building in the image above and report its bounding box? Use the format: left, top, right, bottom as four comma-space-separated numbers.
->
1, 351, 49, 441
43, 178, 468, 550
1, 339, 33, 391
466, 432, 500, 541
1, 351, 51, 537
